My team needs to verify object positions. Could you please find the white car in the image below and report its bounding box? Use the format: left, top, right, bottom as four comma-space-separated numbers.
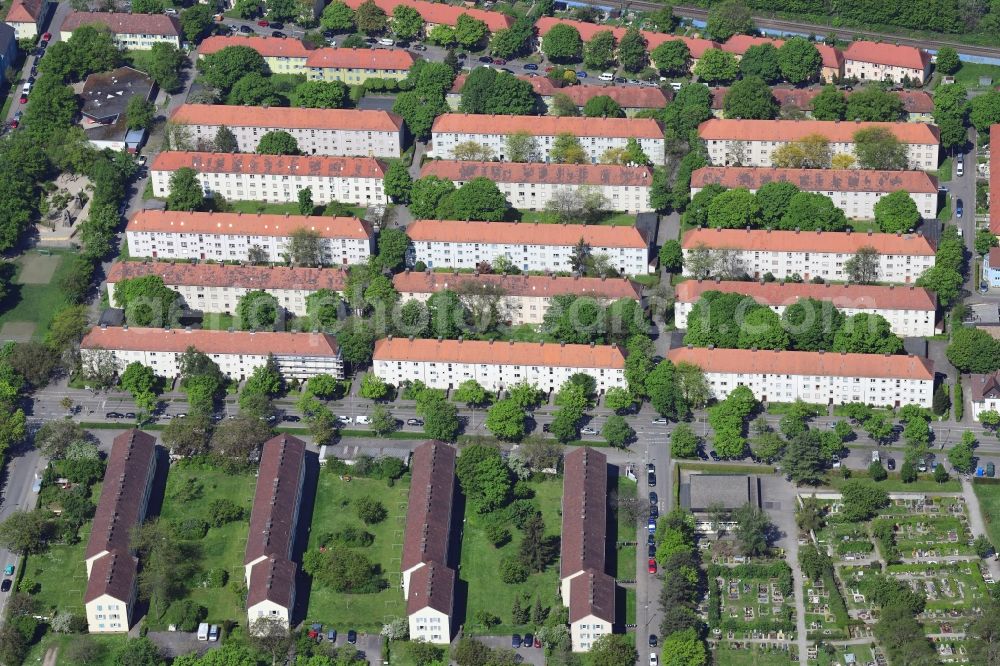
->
650, 654, 658, 666
356, 415, 371, 425
599, 72, 614, 81
581, 427, 598, 435
378, 37, 394, 46
871, 450, 880, 463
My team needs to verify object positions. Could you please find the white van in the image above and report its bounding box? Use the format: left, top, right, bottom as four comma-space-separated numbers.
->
197, 623, 209, 641
956, 154, 965, 177
21, 82, 30, 95
378, 37, 394, 46
871, 450, 880, 463
356, 415, 371, 425
599, 72, 614, 81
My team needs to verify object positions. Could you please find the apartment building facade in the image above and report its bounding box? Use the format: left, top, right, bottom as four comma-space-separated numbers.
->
372, 337, 627, 393
681, 228, 936, 283
343, 0, 513, 33
674, 280, 937, 337
668, 347, 935, 408
970, 372, 1000, 421
125, 210, 375, 265
106, 261, 346, 318
80, 327, 344, 380
245, 435, 306, 631
690, 167, 939, 219
843, 41, 932, 85
402, 441, 457, 644
698, 119, 940, 170
84, 430, 157, 633
4, 0, 45, 39
60, 11, 181, 48
406, 219, 651, 275
428, 114, 665, 165
169, 104, 405, 157
393, 271, 642, 326
419, 161, 653, 213
150, 152, 389, 207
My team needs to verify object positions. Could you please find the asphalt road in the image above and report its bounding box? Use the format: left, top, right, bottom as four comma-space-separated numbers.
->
0, 443, 44, 619
4, 1, 72, 124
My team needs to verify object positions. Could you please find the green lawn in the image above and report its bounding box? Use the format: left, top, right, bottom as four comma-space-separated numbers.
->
22, 633, 127, 666
615, 476, 637, 539
625, 586, 636, 626
200, 312, 238, 331
304, 473, 409, 631
225, 200, 367, 218
0, 249, 74, 340
953, 62, 1000, 89
939, 193, 952, 221
973, 482, 1000, 548
937, 156, 954, 183
616, 545, 636, 579
156, 461, 257, 626
823, 469, 960, 492
712, 645, 797, 665
24, 522, 92, 617
515, 210, 635, 226
460, 476, 563, 635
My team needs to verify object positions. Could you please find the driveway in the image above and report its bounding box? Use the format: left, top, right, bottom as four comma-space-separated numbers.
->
147, 631, 220, 659
475, 635, 546, 665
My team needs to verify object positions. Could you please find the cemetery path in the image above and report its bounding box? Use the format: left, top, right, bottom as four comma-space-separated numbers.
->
960, 478, 1000, 581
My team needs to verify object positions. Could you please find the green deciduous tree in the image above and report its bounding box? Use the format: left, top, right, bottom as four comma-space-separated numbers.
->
811, 85, 847, 120
293, 80, 347, 108
723, 76, 778, 119
776, 37, 821, 85
583, 95, 624, 118
257, 130, 300, 155
455, 444, 511, 511
853, 126, 908, 170
321, 0, 355, 31
541, 24, 583, 62
739, 42, 781, 83
651, 39, 690, 77
583, 29, 617, 70
779, 191, 848, 231
356, 0, 388, 33
670, 423, 701, 459
846, 86, 904, 122
693, 48, 739, 84
391, 4, 423, 39
873, 190, 920, 233
199, 46, 267, 93
947, 327, 1000, 373
617, 26, 647, 73
706, 0, 753, 40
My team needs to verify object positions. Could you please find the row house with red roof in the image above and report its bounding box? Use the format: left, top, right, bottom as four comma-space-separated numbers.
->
419, 161, 654, 213
698, 119, 940, 170
690, 167, 939, 220
4, 0, 46, 39
372, 338, 627, 392
169, 104, 405, 157
125, 210, 375, 265
668, 347, 935, 408
709, 87, 935, 123
60, 11, 181, 49
393, 271, 642, 326
80, 327, 344, 380
150, 152, 390, 207
406, 219, 652, 275
106, 262, 347, 318
843, 41, 931, 85
674, 280, 938, 337
429, 114, 665, 165
681, 228, 937, 284
342, 0, 513, 33
721, 35, 843, 83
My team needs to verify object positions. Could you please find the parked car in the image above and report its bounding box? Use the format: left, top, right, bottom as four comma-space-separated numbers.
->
406, 418, 424, 426
269, 21, 284, 29
3, 565, 13, 576
887, 458, 896, 471
647, 532, 655, 545
956, 198, 964, 218
327, 629, 337, 642
10, 111, 21, 128
956, 154, 965, 177
647, 517, 656, 533
511, 634, 522, 648
648, 543, 656, 558
42, 32, 51, 40
988, 462, 996, 477
649, 491, 658, 505
871, 450, 880, 463
164, 7, 178, 14
523, 62, 538, 70
257, 19, 269, 26
308, 624, 322, 639
282, 415, 301, 422
322, 29, 336, 38
208, 625, 219, 641
533, 636, 541, 648
197, 623, 209, 641
124, 412, 136, 420
576, 71, 587, 78
411, 43, 427, 51
649, 504, 658, 519
105, 412, 121, 418
647, 471, 656, 486
651, 417, 667, 424
338, 415, 352, 425
709, 450, 719, 461
581, 426, 598, 435
648, 558, 658, 574
650, 654, 658, 666
272, 30, 286, 38
599, 72, 614, 81
356, 415, 371, 425
478, 55, 493, 63
347, 630, 357, 644
614, 77, 626, 83
19, 94, 27, 104
522, 633, 533, 650
239, 24, 252, 33
378, 37, 394, 46
1, 580, 11, 593
648, 635, 657, 648
493, 57, 506, 65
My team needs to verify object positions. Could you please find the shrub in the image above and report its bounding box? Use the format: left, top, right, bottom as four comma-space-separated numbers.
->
512, 480, 535, 499
207, 498, 244, 527
171, 517, 209, 540
356, 496, 388, 524
485, 523, 511, 547
333, 526, 375, 547
500, 557, 529, 583
204, 568, 228, 588
164, 600, 207, 631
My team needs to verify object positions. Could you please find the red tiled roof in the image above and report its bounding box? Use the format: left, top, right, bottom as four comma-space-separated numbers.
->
151, 152, 387, 179
815, 43, 843, 71
419, 160, 652, 187
450, 73, 556, 96
245, 435, 306, 566
84, 551, 138, 605
81, 326, 341, 357
305, 46, 415, 70
62, 11, 180, 37
668, 347, 934, 380
393, 271, 642, 301
407, 219, 648, 249
674, 280, 936, 311
970, 371, 1000, 402
681, 227, 936, 256
342, 0, 513, 31
5, 0, 44, 23
127, 209, 374, 240
106, 261, 348, 292
170, 104, 404, 132
690, 166, 938, 193
246, 555, 298, 609
550, 84, 669, 108
199, 34, 311, 58
991, 125, 1000, 234
406, 560, 456, 615
534, 16, 718, 58
698, 118, 939, 144
989, 246, 1000, 268
844, 40, 930, 71
722, 34, 784, 55
431, 113, 663, 139
402, 441, 456, 572
568, 569, 616, 623
373, 337, 627, 369
711, 87, 932, 114
560, 448, 607, 579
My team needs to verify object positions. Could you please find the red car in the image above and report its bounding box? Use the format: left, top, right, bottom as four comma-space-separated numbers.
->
493, 57, 506, 65
42, 32, 51, 40
257, 19, 269, 26
544, 66, 554, 72
648, 558, 657, 574
533, 637, 541, 648
19, 94, 27, 104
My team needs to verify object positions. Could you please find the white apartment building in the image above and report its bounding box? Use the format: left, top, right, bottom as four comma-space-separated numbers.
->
843, 41, 932, 85
393, 271, 642, 326
406, 220, 651, 275
691, 167, 939, 220
969, 372, 1000, 422
674, 280, 937, 337
698, 119, 940, 171
151, 152, 389, 207
126, 210, 375, 266
106, 261, 347, 318
5, 0, 46, 39
569, 571, 616, 653
80, 327, 344, 380
428, 114, 666, 165
668, 347, 935, 408
84, 430, 156, 634
681, 228, 936, 284
61, 11, 181, 49
372, 337, 627, 393
169, 104, 405, 157
419, 161, 653, 213
407, 562, 455, 644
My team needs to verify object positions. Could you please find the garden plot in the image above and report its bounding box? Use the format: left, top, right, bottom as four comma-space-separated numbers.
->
707, 562, 796, 641
815, 520, 875, 561
803, 577, 849, 640
887, 561, 989, 615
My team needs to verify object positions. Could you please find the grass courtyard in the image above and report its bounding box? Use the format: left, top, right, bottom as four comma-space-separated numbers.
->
24, 521, 92, 618
155, 461, 257, 626
516, 210, 635, 226
224, 200, 367, 218
0, 249, 74, 342
973, 481, 1000, 548
303, 473, 409, 632
459, 475, 563, 635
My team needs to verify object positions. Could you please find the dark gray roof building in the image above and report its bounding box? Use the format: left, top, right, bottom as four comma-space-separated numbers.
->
681, 474, 761, 512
